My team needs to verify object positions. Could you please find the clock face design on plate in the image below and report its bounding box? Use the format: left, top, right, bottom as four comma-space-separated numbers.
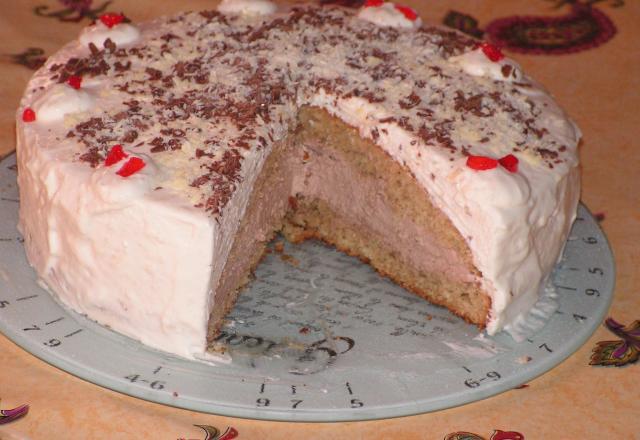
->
0, 155, 614, 421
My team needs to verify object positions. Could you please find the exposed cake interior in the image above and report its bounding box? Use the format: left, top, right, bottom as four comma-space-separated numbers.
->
207, 106, 489, 345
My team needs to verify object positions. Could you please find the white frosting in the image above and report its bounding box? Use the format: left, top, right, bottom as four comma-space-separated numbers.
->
305, 89, 578, 333
17, 7, 580, 361
18, 90, 217, 360
79, 22, 141, 48
449, 48, 523, 82
16, 141, 214, 360
31, 83, 94, 124
217, 0, 277, 16
357, 2, 422, 30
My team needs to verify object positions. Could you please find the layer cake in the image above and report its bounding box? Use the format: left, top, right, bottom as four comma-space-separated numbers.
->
16, 2, 580, 360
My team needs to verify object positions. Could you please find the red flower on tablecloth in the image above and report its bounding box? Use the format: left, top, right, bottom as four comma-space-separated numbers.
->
445, 430, 524, 440
0, 402, 29, 425
33, 0, 113, 22
590, 317, 640, 367
177, 425, 238, 440
443, 0, 620, 55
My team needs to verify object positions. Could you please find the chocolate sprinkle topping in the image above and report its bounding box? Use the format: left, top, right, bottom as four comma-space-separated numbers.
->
56, 6, 569, 215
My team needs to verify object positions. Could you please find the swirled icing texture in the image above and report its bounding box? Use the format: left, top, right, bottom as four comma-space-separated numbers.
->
79, 21, 141, 48
217, 0, 278, 15
357, 2, 422, 29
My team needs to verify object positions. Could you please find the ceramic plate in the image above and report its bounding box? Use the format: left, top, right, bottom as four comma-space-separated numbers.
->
0, 154, 614, 421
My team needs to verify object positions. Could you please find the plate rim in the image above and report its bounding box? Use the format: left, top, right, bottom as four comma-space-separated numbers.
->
0, 153, 615, 421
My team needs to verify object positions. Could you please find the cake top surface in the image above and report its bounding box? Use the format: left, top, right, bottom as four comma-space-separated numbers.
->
21, 4, 577, 216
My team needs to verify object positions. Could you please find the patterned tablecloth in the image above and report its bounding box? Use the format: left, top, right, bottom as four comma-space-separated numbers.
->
0, 0, 638, 438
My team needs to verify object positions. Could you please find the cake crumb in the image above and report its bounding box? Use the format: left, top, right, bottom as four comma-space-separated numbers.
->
274, 241, 285, 253
516, 355, 532, 364
280, 254, 300, 267
299, 326, 310, 334
208, 343, 227, 355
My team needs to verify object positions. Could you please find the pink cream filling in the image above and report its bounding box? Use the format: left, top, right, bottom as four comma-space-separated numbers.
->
292, 144, 478, 285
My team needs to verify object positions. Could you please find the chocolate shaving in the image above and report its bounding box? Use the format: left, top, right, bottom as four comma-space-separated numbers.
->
417, 120, 456, 152
103, 38, 117, 53
146, 67, 163, 80
454, 91, 494, 117
501, 64, 513, 78
114, 61, 132, 72
122, 130, 139, 143
78, 147, 102, 167
399, 92, 421, 110
536, 148, 558, 160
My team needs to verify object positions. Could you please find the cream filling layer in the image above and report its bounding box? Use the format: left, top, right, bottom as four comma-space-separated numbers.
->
293, 141, 477, 284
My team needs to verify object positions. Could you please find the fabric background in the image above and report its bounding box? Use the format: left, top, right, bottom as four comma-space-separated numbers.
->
0, 1, 638, 438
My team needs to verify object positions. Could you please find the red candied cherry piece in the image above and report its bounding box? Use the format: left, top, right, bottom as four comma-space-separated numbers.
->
99, 12, 125, 29
116, 157, 145, 177
394, 4, 418, 21
479, 42, 504, 62
66, 75, 82, 90
466, 155, 498, 171
104, 144, 128, 166
364, 0, 384, 7
499, 154, 519, 173
22, 108, 36, 123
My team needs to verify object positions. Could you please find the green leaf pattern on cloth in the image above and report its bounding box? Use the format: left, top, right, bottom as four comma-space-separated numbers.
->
591, 318, 640, 367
